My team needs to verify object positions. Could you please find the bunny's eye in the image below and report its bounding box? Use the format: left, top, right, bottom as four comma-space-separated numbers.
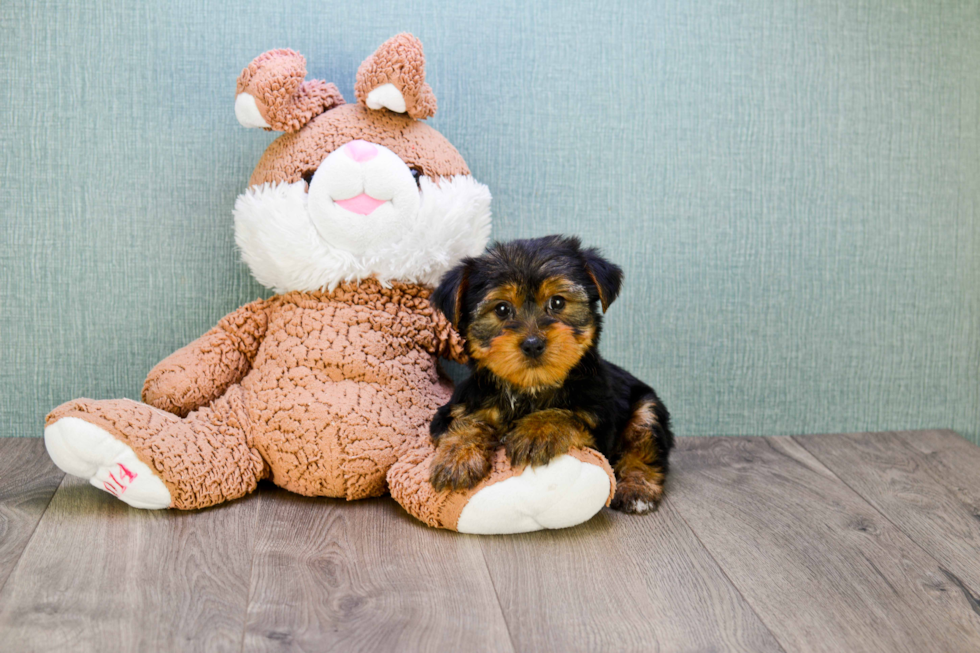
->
409, 167, 423, 188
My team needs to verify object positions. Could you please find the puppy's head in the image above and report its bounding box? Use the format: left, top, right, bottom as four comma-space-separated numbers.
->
433, 235, 623, 390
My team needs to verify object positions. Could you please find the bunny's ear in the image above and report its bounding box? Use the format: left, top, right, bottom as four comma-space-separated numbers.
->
235, 49, 344, 132
354, 33, 437, 120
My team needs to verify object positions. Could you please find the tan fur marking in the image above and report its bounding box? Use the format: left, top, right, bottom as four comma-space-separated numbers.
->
505, 409, 596, 467
543, 321, 594, 368
585, 266, 611, 312
452, 268, 470, 328
430, 406, 500, 491
535, 276, 588, 305
576, 410, 599, 429
469, 322, 594, 390
613, 464, 666, 509
481, 284, 523, 312
622, 402, 659, 456
612, 399, 665, 513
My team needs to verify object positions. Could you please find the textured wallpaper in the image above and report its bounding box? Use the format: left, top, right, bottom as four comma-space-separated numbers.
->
1, 0, 977, 442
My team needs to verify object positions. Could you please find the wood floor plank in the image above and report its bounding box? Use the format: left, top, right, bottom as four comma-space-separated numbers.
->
479, 502, 784, 653
0, 475, 260, 652
891, 430, 980, 502
796, 430, 980, 601
0, 438, 64, 592
242, 488, 513, 653
668, 436, 980, 653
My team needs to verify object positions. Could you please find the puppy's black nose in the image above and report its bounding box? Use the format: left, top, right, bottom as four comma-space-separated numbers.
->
520, 335, 546, 358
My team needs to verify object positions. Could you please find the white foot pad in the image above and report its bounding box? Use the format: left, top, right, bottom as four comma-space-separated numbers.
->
44, 417, 172, 509
456, 454, 611, 535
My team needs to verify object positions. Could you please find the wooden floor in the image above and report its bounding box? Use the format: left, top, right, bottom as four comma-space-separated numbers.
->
2, 431, 980, 652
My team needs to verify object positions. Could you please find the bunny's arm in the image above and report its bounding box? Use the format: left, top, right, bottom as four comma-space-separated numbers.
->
142, 299, 270, 417
429, 307, 468, 364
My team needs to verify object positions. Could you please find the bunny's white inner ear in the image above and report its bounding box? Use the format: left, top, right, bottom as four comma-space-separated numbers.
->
365, 83, 407, 113
235, 92, 270, 129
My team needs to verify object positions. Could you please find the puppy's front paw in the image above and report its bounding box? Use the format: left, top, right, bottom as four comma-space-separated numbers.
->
430, 443, 491, 492
506, 429, 565, 467
611, 474, 665, 514
506, 410, 595, 468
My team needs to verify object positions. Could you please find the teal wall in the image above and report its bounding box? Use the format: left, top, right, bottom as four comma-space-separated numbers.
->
2, 1, 978, 442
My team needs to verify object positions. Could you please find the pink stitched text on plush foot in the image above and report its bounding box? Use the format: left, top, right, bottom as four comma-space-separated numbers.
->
103, 463, 138, 496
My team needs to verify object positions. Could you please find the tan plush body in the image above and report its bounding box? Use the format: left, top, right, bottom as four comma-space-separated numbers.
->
49, 283, 468, 519
44, 35, 615, 533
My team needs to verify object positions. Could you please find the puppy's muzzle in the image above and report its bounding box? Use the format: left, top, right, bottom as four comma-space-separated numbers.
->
520, 335, 546, 359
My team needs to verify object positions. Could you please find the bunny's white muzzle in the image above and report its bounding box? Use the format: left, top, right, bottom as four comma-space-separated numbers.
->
307, 140, 422, 256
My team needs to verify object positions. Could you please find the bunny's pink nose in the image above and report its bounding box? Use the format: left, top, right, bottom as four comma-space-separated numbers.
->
345, 140, 378, 163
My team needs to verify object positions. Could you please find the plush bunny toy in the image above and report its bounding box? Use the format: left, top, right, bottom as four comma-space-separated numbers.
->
44, 34, 616, 534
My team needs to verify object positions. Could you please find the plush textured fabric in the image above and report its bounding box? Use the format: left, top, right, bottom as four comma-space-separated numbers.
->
236, 49, 345, 133
4, 0, 979, 444
389, 447, 615, 530
250, 104, 469, 186
355, 33, 437, 120
141, 299, 269, 418
47, 392, 267, 509
50, 281, 468, 508
44, 416, 173, 508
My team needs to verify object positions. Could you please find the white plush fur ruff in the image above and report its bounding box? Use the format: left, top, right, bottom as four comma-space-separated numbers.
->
234, 175, 491, 293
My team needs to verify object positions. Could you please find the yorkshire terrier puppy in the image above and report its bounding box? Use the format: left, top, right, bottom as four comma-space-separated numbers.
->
429, 235, 673, 514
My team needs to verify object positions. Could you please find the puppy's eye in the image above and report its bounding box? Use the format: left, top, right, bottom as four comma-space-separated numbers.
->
548, 296, 566, 312
409, 167, 423, 188
494, 302, 512, 319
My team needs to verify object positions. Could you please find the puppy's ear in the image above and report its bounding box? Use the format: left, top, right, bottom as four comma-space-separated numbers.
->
432, 261, 471, 328
581, 247, 623, 313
